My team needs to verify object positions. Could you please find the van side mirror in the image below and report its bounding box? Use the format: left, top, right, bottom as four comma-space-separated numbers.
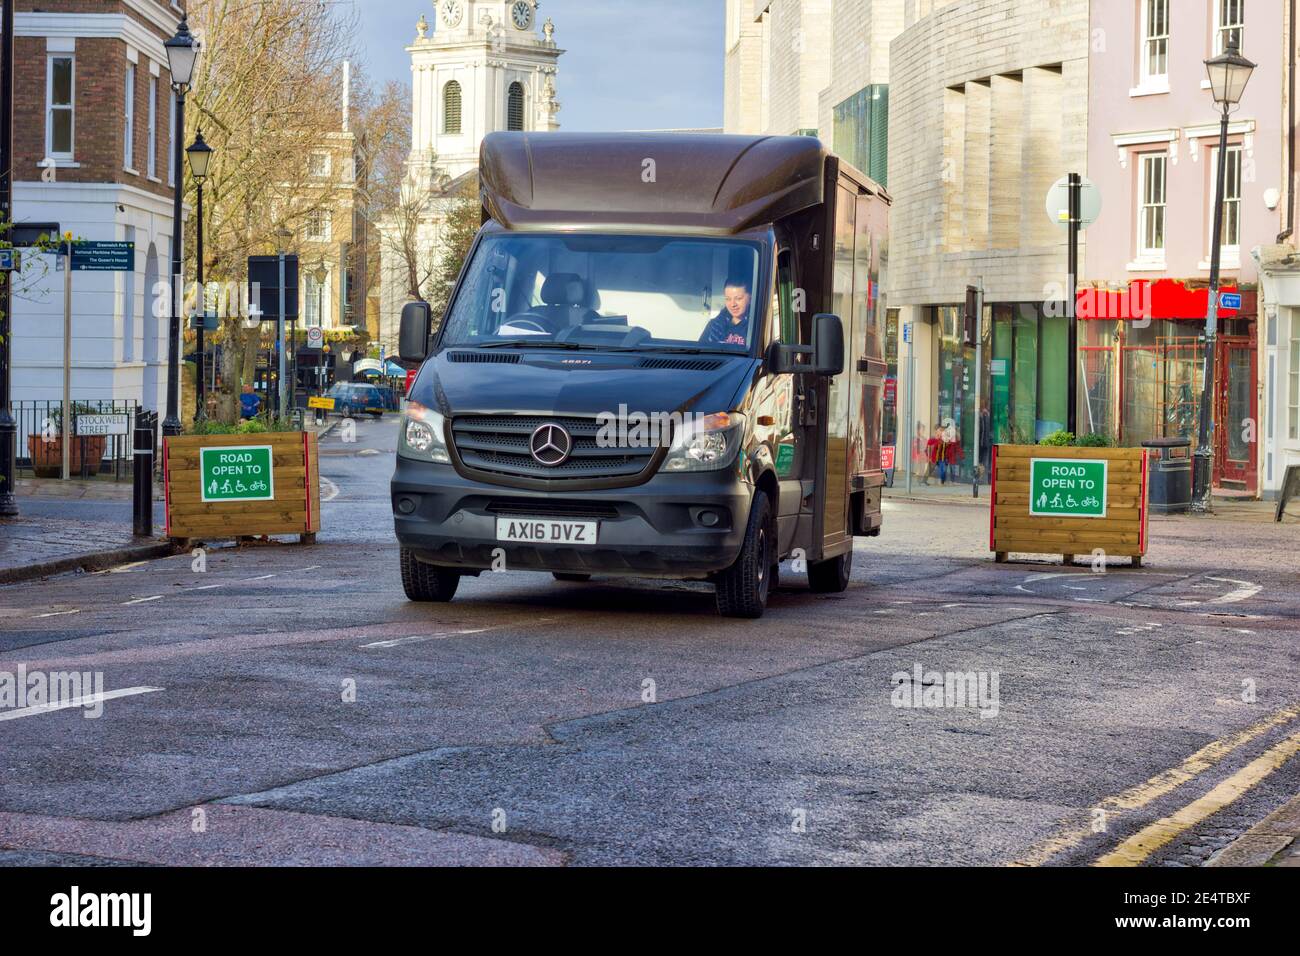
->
765, 313, 845, 377
399, 300, 433, 363
812, 313, 844, 376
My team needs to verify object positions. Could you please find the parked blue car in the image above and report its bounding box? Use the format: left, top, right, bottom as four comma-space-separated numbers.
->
326, 383, 390, 418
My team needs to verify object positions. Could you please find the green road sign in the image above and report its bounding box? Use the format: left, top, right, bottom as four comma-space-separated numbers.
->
70, 241, 134, 271
199, 445, 275, 503
1029, 458, 1108, 518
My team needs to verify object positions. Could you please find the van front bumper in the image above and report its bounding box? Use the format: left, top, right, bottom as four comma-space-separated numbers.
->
391, 456, 752, 578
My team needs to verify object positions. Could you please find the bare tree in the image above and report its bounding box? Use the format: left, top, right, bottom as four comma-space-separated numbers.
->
425, 176, 481, 323
184, 0, 360, 421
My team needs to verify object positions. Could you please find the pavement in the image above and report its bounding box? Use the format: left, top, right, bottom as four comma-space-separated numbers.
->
0, 415, 340, 584
0, 489, 171, 584
1, 415, 1298, 866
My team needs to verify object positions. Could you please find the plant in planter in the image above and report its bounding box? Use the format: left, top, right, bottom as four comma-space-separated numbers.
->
1037, 429, 1114, 448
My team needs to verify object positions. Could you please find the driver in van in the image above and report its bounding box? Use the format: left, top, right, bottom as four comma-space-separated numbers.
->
698, 278, 752, 347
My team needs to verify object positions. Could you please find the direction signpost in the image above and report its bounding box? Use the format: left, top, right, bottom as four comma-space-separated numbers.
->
58, 240, 135, 479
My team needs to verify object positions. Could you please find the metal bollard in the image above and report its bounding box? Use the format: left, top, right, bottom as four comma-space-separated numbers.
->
133, 409, 155, 538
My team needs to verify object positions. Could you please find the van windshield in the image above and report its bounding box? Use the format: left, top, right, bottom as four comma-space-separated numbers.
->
440, 233, 763, 354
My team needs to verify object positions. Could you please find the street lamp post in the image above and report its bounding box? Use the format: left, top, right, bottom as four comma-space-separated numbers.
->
1192, 39, 1256, 513
162, 16, 200, 437
186, 130, 213, 423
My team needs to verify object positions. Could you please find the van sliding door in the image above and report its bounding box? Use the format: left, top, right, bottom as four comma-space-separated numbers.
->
819, 182, 857, 554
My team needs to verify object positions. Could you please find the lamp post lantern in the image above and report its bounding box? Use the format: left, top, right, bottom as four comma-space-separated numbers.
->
1192, 39, 1256, 512
162, 16, 200, 437
187, 129, 213, 423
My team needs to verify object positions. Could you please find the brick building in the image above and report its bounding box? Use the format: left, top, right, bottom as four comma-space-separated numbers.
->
10, 0, 184, 418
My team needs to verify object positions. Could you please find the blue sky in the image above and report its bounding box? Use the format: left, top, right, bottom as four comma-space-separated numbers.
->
358, 0, 725, 131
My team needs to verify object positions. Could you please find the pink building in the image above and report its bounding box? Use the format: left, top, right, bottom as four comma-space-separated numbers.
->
1085, 0, 1282, 496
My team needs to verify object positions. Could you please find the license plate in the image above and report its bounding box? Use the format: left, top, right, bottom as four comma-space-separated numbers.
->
495, 517, 599, 545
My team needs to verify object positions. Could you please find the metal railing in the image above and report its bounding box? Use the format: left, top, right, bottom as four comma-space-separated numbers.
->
10, 399, 143, 481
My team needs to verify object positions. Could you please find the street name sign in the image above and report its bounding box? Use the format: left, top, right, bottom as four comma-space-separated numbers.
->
199, 445, 275, 503
70, 241, 135, 272
1029, 457, 1108, 518
75, 414, 130, 437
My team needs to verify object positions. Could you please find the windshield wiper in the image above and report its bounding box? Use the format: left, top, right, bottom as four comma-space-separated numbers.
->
475, 340, 582, 349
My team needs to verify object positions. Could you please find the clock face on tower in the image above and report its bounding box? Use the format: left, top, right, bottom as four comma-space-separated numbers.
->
439, 0, 463, 28
510, 1, 533, 30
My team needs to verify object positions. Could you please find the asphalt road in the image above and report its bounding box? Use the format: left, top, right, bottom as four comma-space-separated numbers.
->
1, 415, 1298, 866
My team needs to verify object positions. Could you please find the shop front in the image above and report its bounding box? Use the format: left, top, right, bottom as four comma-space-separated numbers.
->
930, 302, 1071, 483
1077, 279, 1258, 496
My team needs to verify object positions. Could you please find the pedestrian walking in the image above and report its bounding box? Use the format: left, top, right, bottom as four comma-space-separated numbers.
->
927, 425, 946, 485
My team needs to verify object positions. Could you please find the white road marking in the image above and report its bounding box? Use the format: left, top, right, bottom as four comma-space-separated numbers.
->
34, 609, 81, 619
245, 574, 278, 581
0, 686, 163, 721
1206, 577, 1262, 605
120, 595, 163, 606
184, 584, 224, 592
320, 477, 340, 502
362, 618, 558, 649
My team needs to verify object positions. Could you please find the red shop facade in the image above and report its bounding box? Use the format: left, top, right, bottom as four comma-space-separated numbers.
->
1077, 279, 1258, 496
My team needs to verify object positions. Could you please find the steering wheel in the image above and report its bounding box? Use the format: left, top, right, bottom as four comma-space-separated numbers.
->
501, 312, 552, 335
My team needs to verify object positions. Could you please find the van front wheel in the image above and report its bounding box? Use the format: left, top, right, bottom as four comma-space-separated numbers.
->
400, 548, 460, 602
714, 490, 773, 619
808, 549, 853, 593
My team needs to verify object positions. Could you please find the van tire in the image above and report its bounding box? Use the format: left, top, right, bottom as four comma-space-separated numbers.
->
715, 490, 774, 619
808, 549, 853, 593
400, 548, 460, 602
552, 572, 592, 582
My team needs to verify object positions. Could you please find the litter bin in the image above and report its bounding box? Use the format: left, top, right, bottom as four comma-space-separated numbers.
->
1142, 437, 1192, 514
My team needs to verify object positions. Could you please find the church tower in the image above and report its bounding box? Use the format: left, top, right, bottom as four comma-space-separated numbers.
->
408, 0, 563, 183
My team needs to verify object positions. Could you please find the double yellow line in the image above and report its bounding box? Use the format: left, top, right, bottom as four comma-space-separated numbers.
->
1014, 703, 1300, 867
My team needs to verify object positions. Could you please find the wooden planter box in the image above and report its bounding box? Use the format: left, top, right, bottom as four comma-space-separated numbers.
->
990, 444, 1150, 566
27, 434, 107, 478
163, 432, 321, 543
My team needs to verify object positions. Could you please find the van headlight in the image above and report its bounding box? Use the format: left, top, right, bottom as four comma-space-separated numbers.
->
660, 412, 745, 473
400, 401, 451, 464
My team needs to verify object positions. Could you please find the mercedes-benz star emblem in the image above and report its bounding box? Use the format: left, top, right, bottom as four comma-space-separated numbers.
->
529, 423, 572, 466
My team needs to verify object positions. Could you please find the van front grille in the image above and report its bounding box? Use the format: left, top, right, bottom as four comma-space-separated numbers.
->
485, 499, 621, 519
451, 415, 656, 481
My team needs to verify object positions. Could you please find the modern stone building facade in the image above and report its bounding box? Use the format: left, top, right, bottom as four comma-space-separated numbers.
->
887, 0, 1090, 477
724, 0, 834, 138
